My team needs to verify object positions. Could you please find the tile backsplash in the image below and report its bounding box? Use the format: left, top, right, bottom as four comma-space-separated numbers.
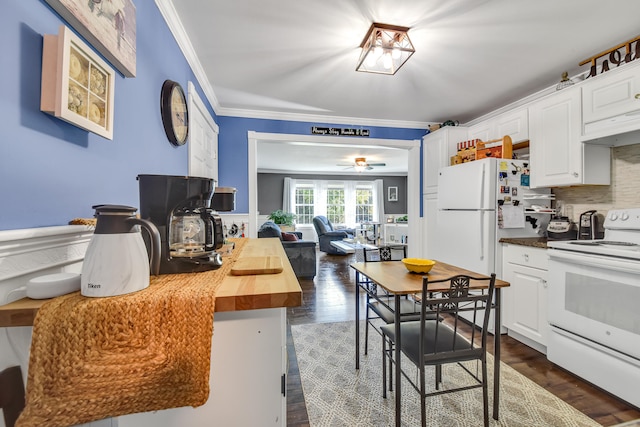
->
553, 143, 640, 222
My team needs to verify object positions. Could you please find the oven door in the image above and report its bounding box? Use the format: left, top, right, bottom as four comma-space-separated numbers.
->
548, 249, 640, 360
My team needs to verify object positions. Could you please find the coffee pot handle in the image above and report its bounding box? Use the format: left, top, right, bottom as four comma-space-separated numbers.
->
127, 217, 161, 276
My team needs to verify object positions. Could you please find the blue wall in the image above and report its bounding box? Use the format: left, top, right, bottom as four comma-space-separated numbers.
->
1, 1, 215, 230
217, 117, 425, 213
1, 2, 425, 231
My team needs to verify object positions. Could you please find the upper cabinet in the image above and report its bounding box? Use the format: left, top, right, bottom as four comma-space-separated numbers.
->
467, 108, 529, 143
582, 63, 640, 141
467, 121, 493, 142
495, 108, 529, 143
423, 127, 468, 194
529, 86, 610, 187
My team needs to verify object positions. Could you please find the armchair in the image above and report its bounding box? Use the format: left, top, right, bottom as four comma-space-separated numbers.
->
257, 221, 316, 278
312, 216, 355, 255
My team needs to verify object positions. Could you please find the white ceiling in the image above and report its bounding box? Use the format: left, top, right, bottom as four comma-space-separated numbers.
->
168, 0, 640, 174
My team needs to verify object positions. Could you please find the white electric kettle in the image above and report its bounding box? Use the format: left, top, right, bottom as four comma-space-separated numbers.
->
81, 204, 161, 297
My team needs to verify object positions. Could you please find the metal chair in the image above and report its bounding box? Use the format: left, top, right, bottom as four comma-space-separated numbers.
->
358, 246, 425, 357
380, 273, 496, 427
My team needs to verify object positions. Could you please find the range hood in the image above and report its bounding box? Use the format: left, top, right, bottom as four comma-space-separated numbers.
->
582, 112, 640, 147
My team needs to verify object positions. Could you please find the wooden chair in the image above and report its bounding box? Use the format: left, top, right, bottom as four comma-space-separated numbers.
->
0, 366, 25, 427
380, 273, 496, 427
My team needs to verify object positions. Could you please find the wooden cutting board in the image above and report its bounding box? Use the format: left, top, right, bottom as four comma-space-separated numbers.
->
230, 256, 283, 276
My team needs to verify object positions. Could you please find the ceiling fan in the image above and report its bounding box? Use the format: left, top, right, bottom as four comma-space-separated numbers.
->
337, 157, 386, 171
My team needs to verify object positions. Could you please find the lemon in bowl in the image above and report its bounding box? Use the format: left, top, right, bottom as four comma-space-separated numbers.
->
401, 258, 436, 274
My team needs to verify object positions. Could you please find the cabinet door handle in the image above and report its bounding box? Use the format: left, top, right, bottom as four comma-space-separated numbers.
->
523, 254, 529, 262
573, 172, 579, 178
635, 93, 640, 99
542, 279, 548, 288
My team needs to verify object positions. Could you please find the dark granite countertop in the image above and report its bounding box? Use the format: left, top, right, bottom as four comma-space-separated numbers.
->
499, 237, 548, 249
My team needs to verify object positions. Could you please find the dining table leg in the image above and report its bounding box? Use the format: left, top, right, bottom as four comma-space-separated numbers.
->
355, 270, 360, 370
493, 288, 501, 420
394, 294, 402, 427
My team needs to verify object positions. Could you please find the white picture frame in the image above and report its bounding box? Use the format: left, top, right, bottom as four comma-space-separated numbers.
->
41, 25, 115, 139
388, 186, 398, 202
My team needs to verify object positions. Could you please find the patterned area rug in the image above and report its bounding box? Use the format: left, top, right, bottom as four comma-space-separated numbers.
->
291, 321, 602, 427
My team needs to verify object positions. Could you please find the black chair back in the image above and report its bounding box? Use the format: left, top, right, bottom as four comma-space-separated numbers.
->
419, 274, 496, 364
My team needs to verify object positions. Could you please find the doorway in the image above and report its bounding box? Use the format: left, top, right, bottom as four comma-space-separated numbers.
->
247, 131, 421, 257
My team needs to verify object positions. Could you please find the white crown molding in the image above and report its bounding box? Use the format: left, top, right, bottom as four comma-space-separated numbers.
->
218, 106, 431, 130
155, 0, 430, 131
155, 0, 221, 115
257, 168, 408, 176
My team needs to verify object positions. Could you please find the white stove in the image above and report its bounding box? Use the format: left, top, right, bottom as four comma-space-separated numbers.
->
547, 208, 640, 260
546, 207, 640, 409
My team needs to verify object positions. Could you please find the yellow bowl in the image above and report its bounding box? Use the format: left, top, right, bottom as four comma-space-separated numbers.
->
401, 258, 436, 274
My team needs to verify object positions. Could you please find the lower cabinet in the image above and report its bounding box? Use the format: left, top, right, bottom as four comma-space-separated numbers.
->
502, 244, 549, 353
118, 308, 287, 427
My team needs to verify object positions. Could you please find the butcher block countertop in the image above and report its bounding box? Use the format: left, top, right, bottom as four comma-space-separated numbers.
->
0, 237, 302, 328
499, 237, 549, 249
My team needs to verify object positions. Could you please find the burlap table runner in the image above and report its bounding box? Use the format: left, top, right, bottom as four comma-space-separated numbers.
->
16, 238, 247, 427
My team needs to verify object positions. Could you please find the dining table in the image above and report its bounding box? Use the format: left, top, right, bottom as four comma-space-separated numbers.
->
350, 259, 510, 427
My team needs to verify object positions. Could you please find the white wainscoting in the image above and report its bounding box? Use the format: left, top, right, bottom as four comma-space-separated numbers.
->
0, 225, 106, 427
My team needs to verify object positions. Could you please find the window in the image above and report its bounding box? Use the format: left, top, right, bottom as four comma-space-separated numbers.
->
294, 184, 314, 224
289, 179, 379, 226
355, 186, 373, 223
326, 186, 345, 224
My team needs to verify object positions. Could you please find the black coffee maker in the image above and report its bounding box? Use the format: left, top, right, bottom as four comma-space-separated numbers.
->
137, 174, 225, 274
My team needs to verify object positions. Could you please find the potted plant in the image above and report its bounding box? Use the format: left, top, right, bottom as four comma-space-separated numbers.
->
268, 210, 296, 231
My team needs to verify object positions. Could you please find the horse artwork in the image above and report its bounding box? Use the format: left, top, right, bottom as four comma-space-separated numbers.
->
45, 0, 137, 77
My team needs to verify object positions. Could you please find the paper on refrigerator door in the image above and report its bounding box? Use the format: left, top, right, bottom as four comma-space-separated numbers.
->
499, 205, 525, 228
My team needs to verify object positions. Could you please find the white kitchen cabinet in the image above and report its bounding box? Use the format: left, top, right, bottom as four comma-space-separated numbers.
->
383, 223, 408, 245
528, 86, 610, 187
467, 108, 528, 144
495, 107, 529, 143
422, 194, 438, 259
119, 308, 287, 427
502, 244, 548, 353
467, 120, 493, 142
422, 127, 468, 194
582, 63, 640, 141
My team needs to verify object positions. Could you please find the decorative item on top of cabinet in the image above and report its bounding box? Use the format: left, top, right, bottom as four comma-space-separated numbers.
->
579, 34, 640, 79
41, 25, 115, 140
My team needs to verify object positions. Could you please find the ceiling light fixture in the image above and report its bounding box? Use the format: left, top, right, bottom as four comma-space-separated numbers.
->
356, 23, 415, 75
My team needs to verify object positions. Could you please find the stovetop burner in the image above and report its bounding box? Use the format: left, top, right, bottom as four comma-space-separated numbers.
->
548, 208, 640, 261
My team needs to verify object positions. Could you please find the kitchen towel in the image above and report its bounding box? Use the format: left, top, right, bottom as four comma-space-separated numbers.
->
500, 205, 525, 229
16, 238, 247, 427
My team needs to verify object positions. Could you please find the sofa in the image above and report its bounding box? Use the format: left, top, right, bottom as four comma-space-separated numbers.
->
257, 221, 316, 278
312, 216, 355, 255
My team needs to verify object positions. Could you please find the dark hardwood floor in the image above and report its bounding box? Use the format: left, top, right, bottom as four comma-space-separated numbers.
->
286, 250, 640, 426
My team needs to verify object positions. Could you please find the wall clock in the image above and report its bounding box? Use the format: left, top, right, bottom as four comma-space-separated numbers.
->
160, 80, 189, 146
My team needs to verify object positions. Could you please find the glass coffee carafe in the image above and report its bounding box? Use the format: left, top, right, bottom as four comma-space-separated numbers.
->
169, 208, 211, 257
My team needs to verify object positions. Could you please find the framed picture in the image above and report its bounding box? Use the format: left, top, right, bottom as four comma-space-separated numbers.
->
41, 26, 115, 139
388, 186, 398, 202
45, 0, 136, 77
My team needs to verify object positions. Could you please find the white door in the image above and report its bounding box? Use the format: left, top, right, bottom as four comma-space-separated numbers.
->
188, 82, 218, 181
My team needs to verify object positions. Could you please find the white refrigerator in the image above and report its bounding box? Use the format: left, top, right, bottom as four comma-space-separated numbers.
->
431, 158, 550, 331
